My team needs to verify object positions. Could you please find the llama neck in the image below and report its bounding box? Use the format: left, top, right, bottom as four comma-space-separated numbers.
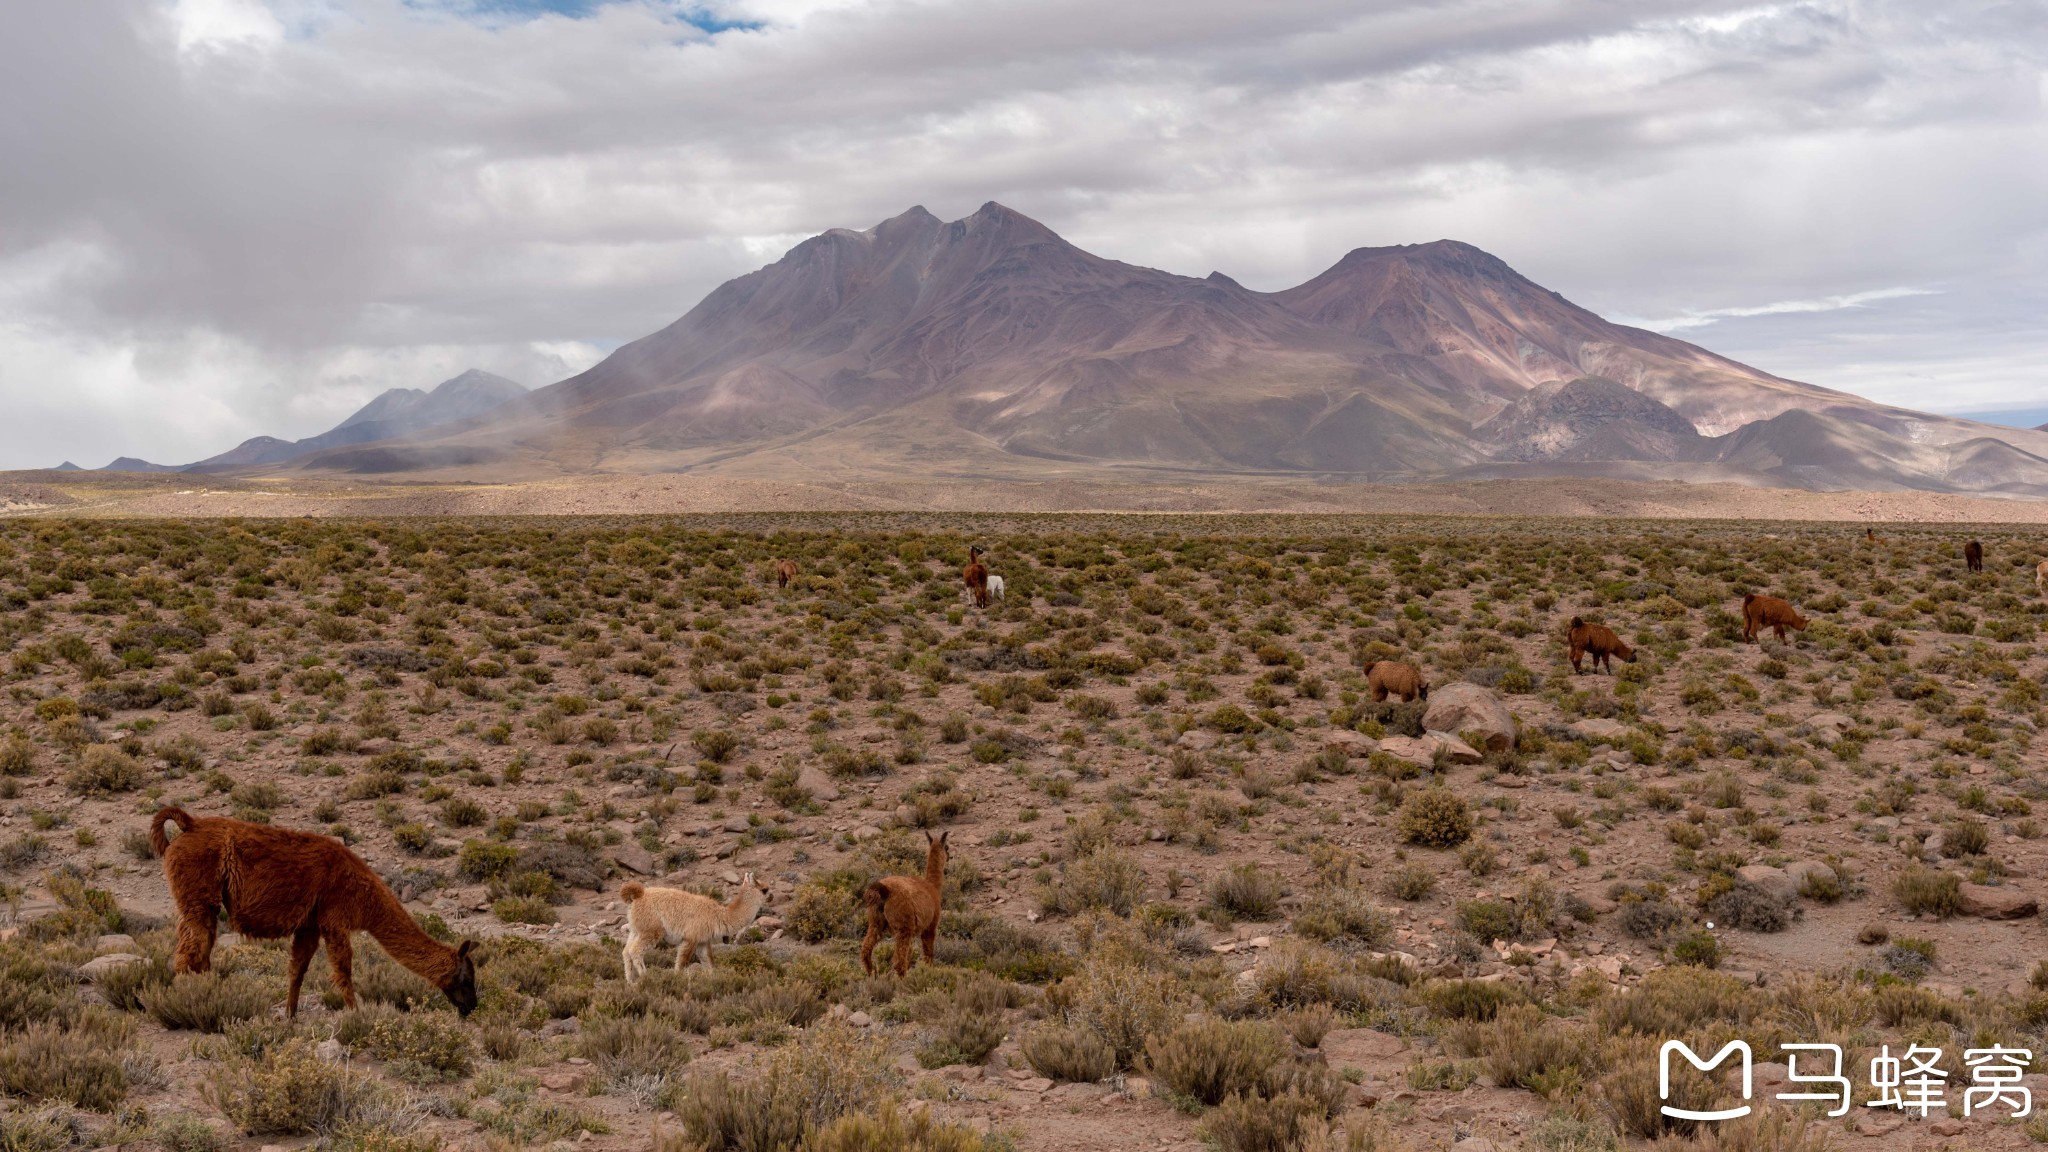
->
924, 853, 945, 892
363, 884, 458, 984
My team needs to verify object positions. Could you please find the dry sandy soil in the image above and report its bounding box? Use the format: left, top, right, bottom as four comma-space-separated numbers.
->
4, 511, 2048, 1152
10, 470, 2048, 522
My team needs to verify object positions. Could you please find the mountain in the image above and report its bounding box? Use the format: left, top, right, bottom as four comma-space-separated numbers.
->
51, 461, 81, 471
259, 204, 2048, 495
102, 457, 180, 473
183, 369, 526, 473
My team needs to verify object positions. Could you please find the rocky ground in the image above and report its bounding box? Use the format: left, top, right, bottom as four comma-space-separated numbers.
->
3, 515, 2048, 1152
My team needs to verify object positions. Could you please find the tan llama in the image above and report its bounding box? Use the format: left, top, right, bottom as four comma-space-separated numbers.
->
619, 874, 768, 981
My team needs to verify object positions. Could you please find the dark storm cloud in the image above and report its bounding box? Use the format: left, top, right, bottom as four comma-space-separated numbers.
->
1, 0, 2042, 467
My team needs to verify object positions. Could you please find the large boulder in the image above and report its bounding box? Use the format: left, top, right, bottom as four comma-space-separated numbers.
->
1423, 683, 1517, 753
1734, 865, 1797, 902
1959, 883, 2038, 920
1376, 735, 1438, 767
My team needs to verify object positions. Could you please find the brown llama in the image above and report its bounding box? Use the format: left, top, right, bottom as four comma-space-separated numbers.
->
151, 807, 480, 1019
774, 559, 798, 589
1741, 593, 1808, 643
862, 830, 948, 976
1360, 660, 1427, 702
1566, 617, 1635, 674
963, 546, 990, 609
1965, 540, 1984, 573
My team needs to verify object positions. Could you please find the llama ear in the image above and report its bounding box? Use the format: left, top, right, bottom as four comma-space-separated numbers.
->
939, 830, 950, 847
457, 939, 476, 961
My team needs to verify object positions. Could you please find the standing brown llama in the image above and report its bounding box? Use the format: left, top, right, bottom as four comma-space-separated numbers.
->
862, 830, 948, 976
150, 807, 480, 1018
1965, 540, 1984, 573
963, 546, 990, 609
774, 559, 798, 589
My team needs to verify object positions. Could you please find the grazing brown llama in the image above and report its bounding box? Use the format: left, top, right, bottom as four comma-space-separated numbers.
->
1567, 617, 1635, 674
862, 830, 948, 976
963, 546, 990, 609
1742, 594, 1809, 643
2038, 559, 2048, 594
774, 559, 798, 589
1360, 660, 1427, 703
619, 874, 767, 981
151, 807, 480, 1019
1965, 540, 1984, 573
1866, 527, 1884, 544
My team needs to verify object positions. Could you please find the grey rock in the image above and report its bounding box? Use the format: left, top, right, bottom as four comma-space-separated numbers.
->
1423, 682, 1517, 753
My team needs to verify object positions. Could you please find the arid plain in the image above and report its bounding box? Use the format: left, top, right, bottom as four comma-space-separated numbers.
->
3, 482, 2048, 1152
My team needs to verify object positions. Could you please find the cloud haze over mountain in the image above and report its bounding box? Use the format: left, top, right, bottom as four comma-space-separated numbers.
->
2, 0, 2044, 469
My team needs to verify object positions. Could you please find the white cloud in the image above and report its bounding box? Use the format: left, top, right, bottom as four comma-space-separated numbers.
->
1, 0, 2045, 467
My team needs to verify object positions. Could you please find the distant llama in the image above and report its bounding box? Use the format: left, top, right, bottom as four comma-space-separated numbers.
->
1742, 593, 1809, 643
862, 830, 949, 976
1566, 617, 1636, 675
151, 808, 480, 1018
1359, 660, 1427, 703
619, 875, 768, 981
987, 573, 1005, 600
2037, 559, 2047, 594
1965, 540, 1984, 573
963, 546, 990, 609
774, 559, 798, 589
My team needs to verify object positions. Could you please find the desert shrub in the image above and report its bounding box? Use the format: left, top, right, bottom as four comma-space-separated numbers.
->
1208, 864, 1282, 920
0, 944, 83, 1031
0, 1021, 128, 1110
799, 1104, 988, 1152
1145, 1017, 1285, 1106
138, 970, 277, 1033
65, 746, 144, 795
1595, 967, 1758, 1037
1055, 942, 1183, 1069
674, 1023, 892, 1152
0, 738, 36, 777
784, 881, 863, 943
1292, 885, 1391, 948
358, 1010, 475, 1077
1277, 1003, 1337, 1049
94, 951, 173, 1010
1941, 818, 1990, 858
459, 839, 519, 881
1252, 941, 1399, 1013
579, 1015, 691, 1081
1671, 930, 1722, 968
1446, 1004, 1596, 1096
1397, 789, 1471, 847
1039, 848, 1143, 917
1892, 867, 1961, 918
915, 1002, 1005, 1069
1617, 898, 1687, 940
1380, 863, 1436, 901
205, 1038, 388, 1136
0, 1106, 89, 1152
1599, 1033, 1722, 1141
1199, 1090, 1332, 1152
1421, 979, 1520, 1022
1019, 1023, 1114, 1083
1705, 882, 1799, 933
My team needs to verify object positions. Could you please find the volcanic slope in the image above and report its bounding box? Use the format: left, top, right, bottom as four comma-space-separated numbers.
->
287, 203, 2048, 494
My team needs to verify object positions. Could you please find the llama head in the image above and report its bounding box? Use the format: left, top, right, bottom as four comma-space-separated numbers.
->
443, 939, 482, 1017
741, 871, 769, 905
924, 829, 950, 873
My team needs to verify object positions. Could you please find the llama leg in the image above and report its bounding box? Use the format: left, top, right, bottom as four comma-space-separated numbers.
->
286, 925, 320, 1019
894, 930, 915, 975
860, 920, 881, 975
322, 928, 357, 1011
173, 901, 219, 975
920, 923, 936, 964
698, 941, 713, 969
622, 929, 643, 984
674, 939, 693, 971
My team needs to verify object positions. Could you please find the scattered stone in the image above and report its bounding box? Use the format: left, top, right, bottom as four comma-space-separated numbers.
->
540, 1072, 583, 1092
1014, 1077, 1053, 1094
541, 1017, 582, 1037
1048, 1082, 1111, 1102
1248, 936, 1273, 949
1855, 1114, 1903, 1137
315, 1038, 344, 1063
1734, 864, 1797, 901
1376, 735, 1437, 767
1423, 683, 1517, 753
1428, 732, 1484, 765
796, 767, 841, 802
1929, 1118, 1966, 1137
1450, 1138, 1496, 1152
95, 934, 136, 954
722, 816, 751, 834
79, 954, 146, 980
1570, 718, 1630, 743
721, 869, 742, 885
1959, 883, 2037, 920
847, 1011, 872, 1027
608, 845, 656, 876
1783, 860, 1833, 891
1325, 732, 1378, 758
850, 825, 882, 843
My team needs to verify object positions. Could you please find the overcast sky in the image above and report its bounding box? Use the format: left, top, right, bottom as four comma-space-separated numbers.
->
4, 0, 2045, 468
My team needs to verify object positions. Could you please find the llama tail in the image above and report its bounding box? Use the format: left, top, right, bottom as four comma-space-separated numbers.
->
1743, 593, 1758, 608
863, 881, 887, 920
620, 882, 646, 904
149, 807, 195, 857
